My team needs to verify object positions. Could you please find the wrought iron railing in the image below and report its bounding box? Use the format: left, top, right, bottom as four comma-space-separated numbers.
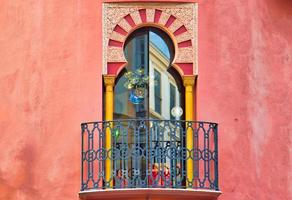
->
81, 119, 219, 191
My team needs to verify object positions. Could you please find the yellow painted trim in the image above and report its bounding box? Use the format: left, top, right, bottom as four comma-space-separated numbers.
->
183, 75, 196, 187
103, 75, 116, 188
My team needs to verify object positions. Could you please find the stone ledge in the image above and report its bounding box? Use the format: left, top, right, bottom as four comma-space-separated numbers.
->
79, 188, 222, 200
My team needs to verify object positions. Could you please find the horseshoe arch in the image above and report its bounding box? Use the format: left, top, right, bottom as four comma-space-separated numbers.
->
102, 3, 198, 76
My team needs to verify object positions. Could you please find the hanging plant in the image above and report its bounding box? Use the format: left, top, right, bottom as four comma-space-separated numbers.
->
124, 67, 149, 104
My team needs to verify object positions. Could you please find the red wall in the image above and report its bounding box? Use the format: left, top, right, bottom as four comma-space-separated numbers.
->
0, 0, 291, 199
197, 0, 292, 199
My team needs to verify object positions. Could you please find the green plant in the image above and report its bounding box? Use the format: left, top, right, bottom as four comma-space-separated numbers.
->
124, 67, 149, 90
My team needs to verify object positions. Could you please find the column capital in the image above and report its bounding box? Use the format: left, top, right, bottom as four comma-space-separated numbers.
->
183, 75, 196, 87
103, 75, 116, 86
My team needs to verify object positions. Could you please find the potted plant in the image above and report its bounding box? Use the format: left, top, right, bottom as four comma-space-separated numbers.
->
124, 67, 149, 104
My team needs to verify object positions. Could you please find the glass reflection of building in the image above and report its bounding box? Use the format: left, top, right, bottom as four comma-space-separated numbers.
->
149, 40, 180, 121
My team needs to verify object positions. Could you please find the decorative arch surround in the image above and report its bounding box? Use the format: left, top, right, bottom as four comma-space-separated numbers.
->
102, 3, 198, 76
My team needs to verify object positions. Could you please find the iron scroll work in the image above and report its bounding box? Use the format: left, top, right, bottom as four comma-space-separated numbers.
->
81, 119, 219, 191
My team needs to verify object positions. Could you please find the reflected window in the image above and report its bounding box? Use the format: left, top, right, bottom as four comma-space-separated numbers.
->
154, 69, 161, 114
169, 83, 176, 120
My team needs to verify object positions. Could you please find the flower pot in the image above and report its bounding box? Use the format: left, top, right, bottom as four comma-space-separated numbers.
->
129, 90, 144, 104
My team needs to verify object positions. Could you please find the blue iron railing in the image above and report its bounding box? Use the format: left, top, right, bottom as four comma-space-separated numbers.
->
81, 119, 219, 191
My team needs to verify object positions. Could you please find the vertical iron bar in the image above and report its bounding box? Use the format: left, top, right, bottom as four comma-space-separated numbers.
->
203, 123, 207, 188
100, 122, 103, 189
121, 121, 126, 188
206, 124, 211, 188
92, 124, 95, 188
113, 122, 117, 188
194, 122, 199, 188
145, 120, 149, 188
214, 124, 219, 190
87, 124, 90, 188
81, 124, 84, 191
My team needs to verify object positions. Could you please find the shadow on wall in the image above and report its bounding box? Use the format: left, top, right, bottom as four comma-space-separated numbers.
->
266, 0, 292, 17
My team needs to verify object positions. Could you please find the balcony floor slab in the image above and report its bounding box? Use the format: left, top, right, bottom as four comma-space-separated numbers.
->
79, 188, 222, 200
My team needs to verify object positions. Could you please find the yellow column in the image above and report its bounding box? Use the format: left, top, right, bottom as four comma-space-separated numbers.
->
103, 75, 115, 188
183, 75, 196, 188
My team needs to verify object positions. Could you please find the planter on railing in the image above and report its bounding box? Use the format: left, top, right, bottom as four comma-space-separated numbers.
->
81, 119, 219, 191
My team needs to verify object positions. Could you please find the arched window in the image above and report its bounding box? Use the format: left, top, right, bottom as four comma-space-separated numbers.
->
101, 26, 198, 190
114, 27, 184, 120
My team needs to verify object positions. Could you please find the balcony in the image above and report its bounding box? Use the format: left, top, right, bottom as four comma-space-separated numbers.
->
79, 119, 220, 200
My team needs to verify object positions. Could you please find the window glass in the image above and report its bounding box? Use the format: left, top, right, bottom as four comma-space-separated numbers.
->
112, 27, 184, 180
114, 31, 149, 119
114, 27, 182, 120
154, 69, 161, 114
169, 83, 176, 120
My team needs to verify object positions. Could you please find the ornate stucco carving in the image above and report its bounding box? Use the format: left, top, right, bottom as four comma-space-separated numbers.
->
175, 47, 194, 63
130, 11, 142, 25
103, 75, 116, 86
158, 12, 171, 26
118, 18, 132, 32
146, 9, 155, 23
102, 3, 198, 75
176, 31, 192, 43
168, 19, 183, 33
183, 75, 196, 87
107, 47, 126, 63
110, 31, 126, 42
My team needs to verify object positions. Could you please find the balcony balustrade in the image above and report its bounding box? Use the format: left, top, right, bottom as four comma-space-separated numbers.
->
80, 119, 219, 194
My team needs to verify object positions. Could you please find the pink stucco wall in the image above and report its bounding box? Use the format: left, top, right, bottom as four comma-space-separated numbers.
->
197, 0, 292, 199
0, 0, 291, 200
